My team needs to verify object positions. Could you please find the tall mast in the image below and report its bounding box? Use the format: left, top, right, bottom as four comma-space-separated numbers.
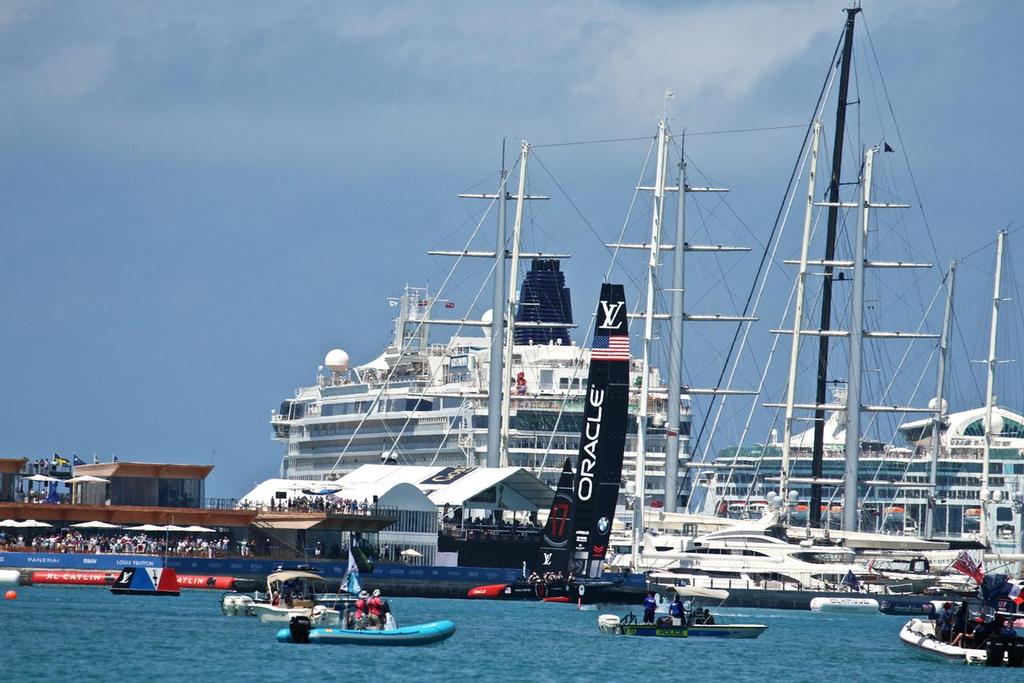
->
924, 261, 955, 539
780, 121, 822, 505
842, 146, 874, 532
981, 230, 1006, 545
632, 119, 670, 566
664, 136, 686, 514
485, 151, 509, 468
810, 7, 860, 527
499, 141, 531, 468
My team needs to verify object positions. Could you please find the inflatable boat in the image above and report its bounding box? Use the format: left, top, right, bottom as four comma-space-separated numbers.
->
899, 618, 987, 665
277, 617, 456, 646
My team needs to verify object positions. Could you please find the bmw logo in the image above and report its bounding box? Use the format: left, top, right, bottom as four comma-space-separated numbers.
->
597, 517, 610, 534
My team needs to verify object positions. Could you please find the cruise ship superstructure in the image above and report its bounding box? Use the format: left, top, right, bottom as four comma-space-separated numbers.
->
271, 260, 690, 498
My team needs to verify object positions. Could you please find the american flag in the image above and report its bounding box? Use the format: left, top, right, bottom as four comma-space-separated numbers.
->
951, 550, 985, 584
591, 334, 630, 361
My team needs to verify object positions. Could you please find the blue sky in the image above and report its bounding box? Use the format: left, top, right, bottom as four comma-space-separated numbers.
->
1, 1, 1022, 497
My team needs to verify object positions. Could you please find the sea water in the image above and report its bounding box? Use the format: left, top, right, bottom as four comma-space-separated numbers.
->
0, 586, 1018, 682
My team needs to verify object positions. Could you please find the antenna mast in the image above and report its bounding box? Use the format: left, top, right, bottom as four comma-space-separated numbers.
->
810, 7, 860, 527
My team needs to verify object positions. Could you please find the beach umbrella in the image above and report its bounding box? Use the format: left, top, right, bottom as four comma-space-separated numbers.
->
163, 524, 190, 532
0, 520, 21, 527
20, 474, 60, 483
125, 524, 166, 532
181, 525, 216, 533
400, 548, 423, 558
17, 520, 52, 528
70, 521, 121, 529
65, 476, 110, 484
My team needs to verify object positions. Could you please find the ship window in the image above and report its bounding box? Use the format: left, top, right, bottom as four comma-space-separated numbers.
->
997, 507, 1013, 522
559, 378, 570, 390
405, 399, 433, 411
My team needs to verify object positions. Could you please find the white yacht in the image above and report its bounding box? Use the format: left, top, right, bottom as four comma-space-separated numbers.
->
615, 514, 862, 592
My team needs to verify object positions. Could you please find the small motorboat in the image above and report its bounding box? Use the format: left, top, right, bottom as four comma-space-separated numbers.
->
899, 618, 988, 665
277, 615, 456, 646
248, 570, 345, 626
810, 596, 880, 613
598, 587, 768, 639
221, 592, 257, 616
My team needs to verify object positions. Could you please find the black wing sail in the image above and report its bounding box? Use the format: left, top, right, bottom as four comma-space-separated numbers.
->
532, 457, 575, 574
572, 283, 630, 579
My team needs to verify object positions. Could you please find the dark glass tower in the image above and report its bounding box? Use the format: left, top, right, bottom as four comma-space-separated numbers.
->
514, 259, 572, 345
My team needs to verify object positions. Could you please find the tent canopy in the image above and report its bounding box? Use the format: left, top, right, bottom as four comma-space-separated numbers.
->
673, 586, 729, 601
20, 474, 60, 483
66, 475, 110, 484
70, 521, 121, 529
182, 525, 216, 533
17, 519, 52, 528
400, 548, 423, 557
126, 524, 166, 532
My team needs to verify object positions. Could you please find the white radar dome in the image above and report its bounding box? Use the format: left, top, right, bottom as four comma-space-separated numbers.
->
481, 309, 494, 335
324, 348, 350, 373
987, 412, 1005, 436
927, 397, 948, 412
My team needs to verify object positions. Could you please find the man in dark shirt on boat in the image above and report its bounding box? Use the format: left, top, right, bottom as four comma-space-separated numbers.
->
642, 592, 657, 624
669, 596, 685, 626
937, 602, 954, 643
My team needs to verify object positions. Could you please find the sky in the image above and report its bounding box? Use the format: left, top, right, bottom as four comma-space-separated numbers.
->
1, 0, 1023, 498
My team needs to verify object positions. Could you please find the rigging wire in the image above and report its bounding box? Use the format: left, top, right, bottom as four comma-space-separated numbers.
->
686, 25, 846, 493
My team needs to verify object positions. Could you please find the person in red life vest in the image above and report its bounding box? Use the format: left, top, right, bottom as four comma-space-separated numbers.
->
353, 590, 370, 629
368, 588, 385, 630
516, 372, 527, 395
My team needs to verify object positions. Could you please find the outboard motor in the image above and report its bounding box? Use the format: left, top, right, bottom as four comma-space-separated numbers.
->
289, 615, 312, 644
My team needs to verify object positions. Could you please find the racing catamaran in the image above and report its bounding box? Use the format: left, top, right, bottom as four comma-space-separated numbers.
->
467, 282, 631, 601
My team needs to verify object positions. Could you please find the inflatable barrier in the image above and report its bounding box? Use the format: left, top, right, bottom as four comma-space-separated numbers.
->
28, 570, 240, 590
31, 571, 117, 585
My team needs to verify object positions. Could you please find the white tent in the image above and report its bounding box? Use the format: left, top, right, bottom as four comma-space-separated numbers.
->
17, 520, 52, 528
163, 524, 190, 532
70, 521, 121, 529
65, 475, 110, 484
181, 525, 216, 533
0, 519, 21, 527
126, 524, 166, 532
400, 548, 423, 558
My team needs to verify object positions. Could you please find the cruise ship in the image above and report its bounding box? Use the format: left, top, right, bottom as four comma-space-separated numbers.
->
271, 259, 691, 502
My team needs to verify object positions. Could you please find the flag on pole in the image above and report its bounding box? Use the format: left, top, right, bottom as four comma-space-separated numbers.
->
72, 454, 86, 467
841, 570, 860, 592
952, 550, 985, 584
343, 549, 361, 595
1009, 583, 1024, 606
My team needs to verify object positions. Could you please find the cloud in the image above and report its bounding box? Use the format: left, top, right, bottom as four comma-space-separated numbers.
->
0, 0, 962, 165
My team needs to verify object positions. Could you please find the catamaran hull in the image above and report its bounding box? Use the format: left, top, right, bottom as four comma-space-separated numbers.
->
467, 580, 618, 602
276, 620, 456, 646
